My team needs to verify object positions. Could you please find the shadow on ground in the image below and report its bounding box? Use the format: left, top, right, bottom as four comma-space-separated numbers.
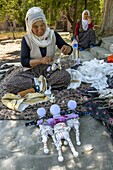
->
6, 50, 20, 56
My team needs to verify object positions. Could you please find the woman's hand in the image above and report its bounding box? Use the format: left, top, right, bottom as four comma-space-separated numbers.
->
87, 16, 91, 24
61, 45, 71, 55
41, 56, 53, 64
76, 35, 79, 42
29, 56, 53, 67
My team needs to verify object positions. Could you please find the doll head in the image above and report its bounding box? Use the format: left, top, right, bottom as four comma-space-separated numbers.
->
50, 104, 61, 117
37, 107, 46, 118
67, 100, 77, 110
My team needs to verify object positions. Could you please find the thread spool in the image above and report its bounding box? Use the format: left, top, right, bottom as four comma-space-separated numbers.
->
17, 88, 35, 97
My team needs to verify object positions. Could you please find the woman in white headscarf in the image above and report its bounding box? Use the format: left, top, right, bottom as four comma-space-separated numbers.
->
3, 7, 72, 94
22, 6, 72, 67
74, 10, 96, 51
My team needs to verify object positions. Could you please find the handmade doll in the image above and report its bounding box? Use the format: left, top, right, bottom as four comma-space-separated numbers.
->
46, 57, 62, 78
36, 107, 56, 154
50, 104, 78, 162
67, 100, 81, 146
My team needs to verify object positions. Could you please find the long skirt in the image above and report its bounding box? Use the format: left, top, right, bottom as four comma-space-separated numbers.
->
1, 64, 71, 94
78, 28, 96, 49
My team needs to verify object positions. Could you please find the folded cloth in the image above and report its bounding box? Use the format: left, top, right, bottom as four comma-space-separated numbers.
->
1, 92, 49, 112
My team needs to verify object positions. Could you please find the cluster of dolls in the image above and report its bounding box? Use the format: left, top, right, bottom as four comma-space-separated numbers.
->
25, 100, 81, 162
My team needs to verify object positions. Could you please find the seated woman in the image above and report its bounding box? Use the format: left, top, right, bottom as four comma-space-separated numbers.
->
3, 7, 72, 94
75, 10, 96, 51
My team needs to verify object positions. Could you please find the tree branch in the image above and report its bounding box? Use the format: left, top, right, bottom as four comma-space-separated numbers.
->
66, 7, 73, 25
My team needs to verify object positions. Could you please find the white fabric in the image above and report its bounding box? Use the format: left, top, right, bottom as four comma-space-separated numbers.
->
82, 10, 90, 31
67, 58, 113, 90
25, 7, 47, 33
66, 69, 82, 89
98, 89, 113, 99
25, 7, 54, 47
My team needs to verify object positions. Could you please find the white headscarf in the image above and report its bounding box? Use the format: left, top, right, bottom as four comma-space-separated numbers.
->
82, 10, 90, 31
25, 7, 54, 47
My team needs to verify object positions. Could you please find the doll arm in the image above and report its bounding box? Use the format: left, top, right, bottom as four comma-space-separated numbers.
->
65, 114, 79, 120
36, 119, 43, 126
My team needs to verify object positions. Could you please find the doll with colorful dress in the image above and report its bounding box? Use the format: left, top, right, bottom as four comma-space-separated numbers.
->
66, 100, 81, 146
36, 107, 57, 154
50, 104, 78, 162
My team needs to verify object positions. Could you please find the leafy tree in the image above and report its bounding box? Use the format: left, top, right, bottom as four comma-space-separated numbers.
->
0, 0, 102, 34
41, 0, 101, 33
0, 0, 21, 38
0, 0, 20, 21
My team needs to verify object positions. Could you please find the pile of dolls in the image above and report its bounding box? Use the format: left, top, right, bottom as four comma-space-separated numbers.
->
25, 100, 81, 162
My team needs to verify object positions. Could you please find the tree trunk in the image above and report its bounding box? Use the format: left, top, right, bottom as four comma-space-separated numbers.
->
66, 0, 78, 34
84, 0, 87, 9
9, 22, 16, 39
72, 1, 78, 35
100, 0, 113, 36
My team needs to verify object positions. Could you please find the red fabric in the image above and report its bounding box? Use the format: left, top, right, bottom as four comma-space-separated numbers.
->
107, 55, 113, 63
75, 21, 80, 36
75, 21, 93, 35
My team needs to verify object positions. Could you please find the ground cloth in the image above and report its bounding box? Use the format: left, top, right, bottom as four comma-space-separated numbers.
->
0, 59, 113, 139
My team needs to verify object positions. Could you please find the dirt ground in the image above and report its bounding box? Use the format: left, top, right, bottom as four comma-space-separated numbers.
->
0, 33, 71, 67
0, 39, 22, 67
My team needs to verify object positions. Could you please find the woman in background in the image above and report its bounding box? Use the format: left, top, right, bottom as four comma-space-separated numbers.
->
75, 10, 96, 51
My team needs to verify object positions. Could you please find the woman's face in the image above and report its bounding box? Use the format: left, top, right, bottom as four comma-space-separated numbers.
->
32, 20, 46, 36
83, 12, 88, 20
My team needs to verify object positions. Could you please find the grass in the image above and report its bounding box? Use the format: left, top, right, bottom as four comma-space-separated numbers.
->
0, 31, 26, 40
0, 31, 72, 40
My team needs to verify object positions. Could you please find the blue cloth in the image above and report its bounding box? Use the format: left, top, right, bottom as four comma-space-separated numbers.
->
79, 47, 84, 51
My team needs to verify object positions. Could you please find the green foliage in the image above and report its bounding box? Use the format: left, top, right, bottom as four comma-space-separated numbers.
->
0, 0, 103, 29
99, 0, 104, 12
0, 0, 20, 21
73, 0, 102, 25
